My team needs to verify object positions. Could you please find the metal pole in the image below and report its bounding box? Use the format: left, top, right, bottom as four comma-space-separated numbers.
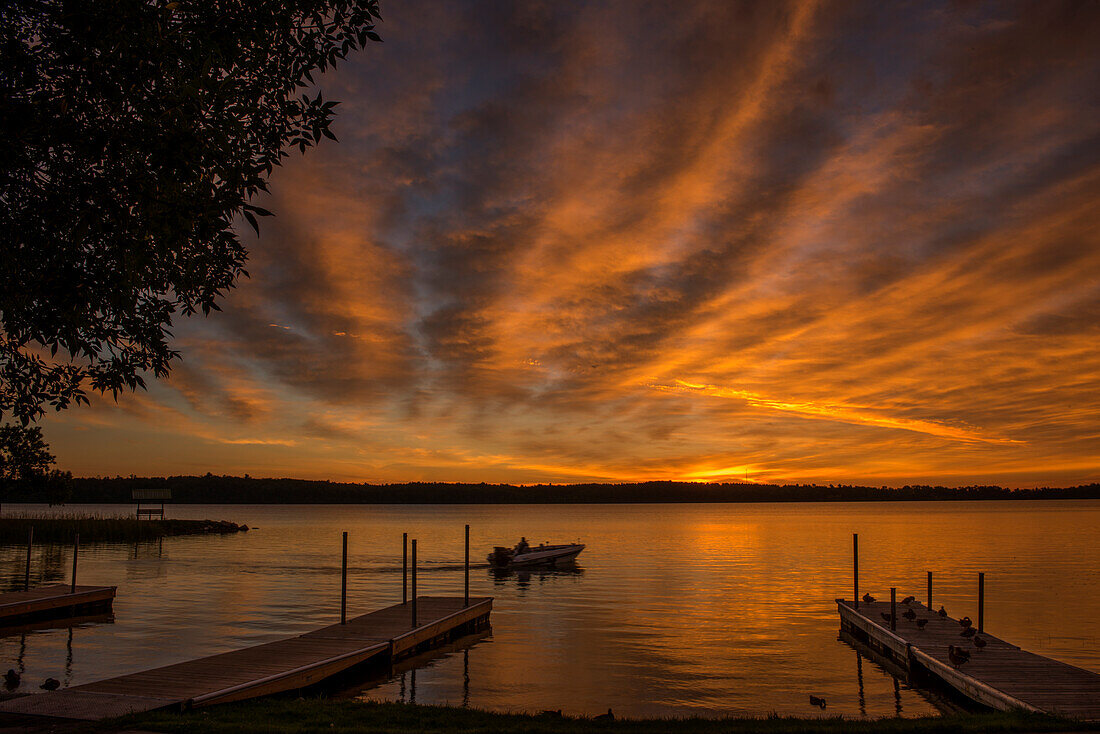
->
978, 572, 984, 632
341, 531, 348, 625
464, 524, 470, 607
853, 533, 859, 609
927, 571, 932, 610
890, 587, 896, 631
70, 534, 79, 593
402, 532, 408, 605
24, 526, 33, 591
411, 539, 418, 627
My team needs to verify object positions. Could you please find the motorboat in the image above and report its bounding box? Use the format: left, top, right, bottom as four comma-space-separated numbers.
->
487, 540, 584, 568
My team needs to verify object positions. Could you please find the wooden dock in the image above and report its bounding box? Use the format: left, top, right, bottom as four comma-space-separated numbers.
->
838, 598, 1100, 721
0, 595, 491, 721
0, 585, 115, 627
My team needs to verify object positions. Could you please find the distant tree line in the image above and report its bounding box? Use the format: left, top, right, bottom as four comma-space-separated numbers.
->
1, 475, 1096, 504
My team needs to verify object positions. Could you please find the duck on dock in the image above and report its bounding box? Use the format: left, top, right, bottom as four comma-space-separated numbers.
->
960, 626, 977, 638
862, 593, 876, 603
901, 595, 915, 605
881, 612, 893, 623
903, 608, 917, 620
959, 616, 973, 628
938, 606, 948, 617
948, 645, 971, 668
974, 636, 987, 651
40, 678, 60, 691
915, 618, 928, 630
809, 695, 827, 709
593, 708, 615, 721
3, 669, 19, 690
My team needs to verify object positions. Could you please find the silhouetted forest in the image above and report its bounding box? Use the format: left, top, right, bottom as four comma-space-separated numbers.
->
4, 475, 1098, 504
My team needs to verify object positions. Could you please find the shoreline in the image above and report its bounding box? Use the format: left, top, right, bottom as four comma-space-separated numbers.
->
6, 495, 1100, 506
118, 699, 1098, 733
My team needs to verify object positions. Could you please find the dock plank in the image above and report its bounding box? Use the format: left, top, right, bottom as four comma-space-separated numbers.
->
0, 595, 491, 721
839, 599, 1100, 720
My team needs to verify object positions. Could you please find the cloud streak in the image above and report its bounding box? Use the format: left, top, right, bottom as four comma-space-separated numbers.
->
653, 381, 1020, 445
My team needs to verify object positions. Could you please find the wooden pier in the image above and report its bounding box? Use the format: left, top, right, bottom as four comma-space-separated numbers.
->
838, 598, 1100, 721
0, 595, 491, 721
0, 585, 115, 627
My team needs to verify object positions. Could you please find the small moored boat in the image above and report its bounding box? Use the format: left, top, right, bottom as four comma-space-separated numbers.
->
487, 539, 584, 568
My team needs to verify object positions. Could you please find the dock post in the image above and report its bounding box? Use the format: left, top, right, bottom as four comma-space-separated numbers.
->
341, 531, 348, 625
70, 533, 79, 593
411, 539, 418, 627
978, 572, 984, 632
24, 526, 33, 591
464, 524, 470, 607
927, 571, 932, 609
402, 533, 408, 605
853, 533, 859, 609
890, 587, 896, 631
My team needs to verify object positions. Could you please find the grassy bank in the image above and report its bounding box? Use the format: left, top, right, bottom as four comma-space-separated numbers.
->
0, 513, 247, 543
122, 699, 1098, 734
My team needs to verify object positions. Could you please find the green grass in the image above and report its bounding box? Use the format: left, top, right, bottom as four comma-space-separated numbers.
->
0, 513, 246, 543
118, 699, 1097, 734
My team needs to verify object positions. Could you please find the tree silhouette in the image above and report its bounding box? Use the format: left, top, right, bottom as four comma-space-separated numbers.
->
1, 0, 382, 424
0, 424, 54, 483
0, 423, 73, 507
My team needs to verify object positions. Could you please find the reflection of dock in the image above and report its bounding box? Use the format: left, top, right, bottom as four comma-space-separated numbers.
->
838, 599, 1100, 721
0, 611, 113, 638
0, 596, 491, 721
0, 585, 115, 627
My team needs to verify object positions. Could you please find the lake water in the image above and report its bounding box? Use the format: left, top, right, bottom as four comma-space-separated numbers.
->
1, 501, 1098, 719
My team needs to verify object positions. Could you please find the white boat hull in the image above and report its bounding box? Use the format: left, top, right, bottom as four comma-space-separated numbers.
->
487, 543, 584, 568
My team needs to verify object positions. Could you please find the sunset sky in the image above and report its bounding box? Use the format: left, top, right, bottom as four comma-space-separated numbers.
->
45, 0, 1100, 487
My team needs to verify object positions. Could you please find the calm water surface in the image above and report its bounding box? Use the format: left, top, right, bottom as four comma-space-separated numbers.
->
1, 501, 1098, 718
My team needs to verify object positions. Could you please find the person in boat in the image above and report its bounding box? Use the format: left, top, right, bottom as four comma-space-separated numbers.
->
515, 537, 530, 554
